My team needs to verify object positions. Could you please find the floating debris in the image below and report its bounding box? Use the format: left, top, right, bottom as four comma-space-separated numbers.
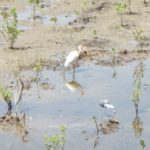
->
40, 82, 55, 90
99, 118, 119, 134
99, 99, 114, 109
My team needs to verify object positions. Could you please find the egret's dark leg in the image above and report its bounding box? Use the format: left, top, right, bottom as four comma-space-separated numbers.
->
76, 59, 79, 67
73, 64, 76, 80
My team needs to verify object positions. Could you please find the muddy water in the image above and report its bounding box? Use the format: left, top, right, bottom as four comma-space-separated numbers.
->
0, 58, 150, 150
0, 5, 76, 33
17, 6, 76, 26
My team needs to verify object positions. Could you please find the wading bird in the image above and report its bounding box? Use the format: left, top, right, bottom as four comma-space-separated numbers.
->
64, 45, 87, 78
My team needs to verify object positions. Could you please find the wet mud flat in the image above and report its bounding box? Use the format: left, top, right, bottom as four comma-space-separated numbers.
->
0, 0, 150, 72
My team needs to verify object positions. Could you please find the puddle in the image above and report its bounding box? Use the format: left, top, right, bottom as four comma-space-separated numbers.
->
0, 6, 76, 33
17, 25, 32, 31
42, 14, 77, 25
17, 7, 31, 21
0, 9, 31, 32
0, 58, 150, 149
18, 6, 76, 26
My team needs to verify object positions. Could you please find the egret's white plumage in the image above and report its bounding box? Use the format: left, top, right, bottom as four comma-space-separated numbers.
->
64, 50, 79, 67
64, 45, 84, 67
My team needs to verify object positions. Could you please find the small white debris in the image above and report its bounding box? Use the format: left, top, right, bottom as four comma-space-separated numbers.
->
99, 99, 114, 109
104, 103, 114, 109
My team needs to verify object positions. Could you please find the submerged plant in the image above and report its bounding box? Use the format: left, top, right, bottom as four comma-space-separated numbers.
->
115, 2, 127, 26
0, 85, 13, 112
0, 86, 12, 102
0, 8, 20, 49
133, 26, 144, 52
50, 17, 58, 25
140, 139, 146, 150
131, 61, 144, 137
29, 0, 40, 5
81, 0, 89, 18
33, 59, 43, 99
132, 61, 144, 104
93, 116, 99, 133
128, 0, 131, 14
111, 48, 118, 64
44, 125, 67, 150
81, 0, 88, 11
111, 48, 117, 56
29, 0, 41, 23
33, 61, 43, 73
132, 102, 143, 137
92, 29, 97, 39
147, 107, 150, 111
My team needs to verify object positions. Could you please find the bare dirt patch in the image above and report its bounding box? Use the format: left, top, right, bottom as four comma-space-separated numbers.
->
0, 0, 150, 73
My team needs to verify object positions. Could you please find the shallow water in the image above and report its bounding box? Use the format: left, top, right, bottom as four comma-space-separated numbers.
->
0, 58, 150, 150
0, 5, 76, 32
18, 6, 76, 26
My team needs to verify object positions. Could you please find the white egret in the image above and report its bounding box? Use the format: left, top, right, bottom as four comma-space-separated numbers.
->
64, 45, 87, 78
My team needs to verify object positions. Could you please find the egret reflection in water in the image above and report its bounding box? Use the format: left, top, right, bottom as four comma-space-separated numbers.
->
132, 103, 143, 137
65, 79, 84, 95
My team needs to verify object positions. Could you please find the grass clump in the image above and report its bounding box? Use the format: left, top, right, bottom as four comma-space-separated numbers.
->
44, 125, 67, 150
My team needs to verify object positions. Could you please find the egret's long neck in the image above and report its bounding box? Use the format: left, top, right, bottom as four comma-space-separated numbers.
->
78, 46, 82, 55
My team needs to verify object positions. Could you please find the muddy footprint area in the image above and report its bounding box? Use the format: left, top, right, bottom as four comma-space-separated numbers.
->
0, 0, 150, 150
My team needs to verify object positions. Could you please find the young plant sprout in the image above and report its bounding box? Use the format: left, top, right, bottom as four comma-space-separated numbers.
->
44, 125, 67, 150
111, 48, 117, 56
33, 61, 43, 83
81, 0, 89, 18
140, 139, 146, 150
133, 26, 144, 52
0, 8, 20, 49
81, 0, 88, 11
33, 60, 43, 99
132, 61, 144, 105
131, 60, 144, 137
111, 48, 118, 63
128, 0, 131, 14
115, 2, 127, 26
33, 61, 43, 73
74, 10, 80, 16
29, 0, 41, 23
93, 116, 99, 132
92, 29, 97, 39
50, 16, 58, 25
